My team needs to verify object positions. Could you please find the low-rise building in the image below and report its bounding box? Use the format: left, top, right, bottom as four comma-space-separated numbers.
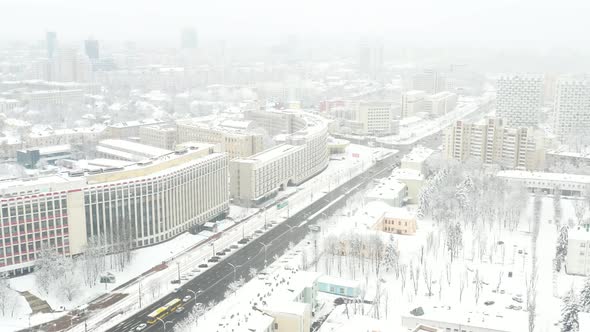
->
366, 178, 407, 207
423, 91, 457, 116
401, 146, 434, 174
317, 275, 361, 298
16, 144, 72, 168
374, 208, 417, 235
391, 168, 425, 204
105, 119, 168, 140
96, 139, 172, 161
566, 226, 590, 276
496, 170, 590, 196
401, 90, 425, 118
139, 124, 177, 150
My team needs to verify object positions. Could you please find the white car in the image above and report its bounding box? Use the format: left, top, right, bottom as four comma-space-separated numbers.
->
182, 295, 192, 303
135, 323, 147, 331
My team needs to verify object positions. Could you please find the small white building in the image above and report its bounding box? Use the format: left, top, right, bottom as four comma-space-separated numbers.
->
391, 168, 425, 204
401, 146, 434, 174
566, 226, 590, 276
366, 178, 407, 207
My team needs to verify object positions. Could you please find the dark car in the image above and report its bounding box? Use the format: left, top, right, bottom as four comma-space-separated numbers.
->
208, 256, 220, 262
238, 238, 249, 244
170, 279, 181, 284
224, 248, 231, 253
230, 244, 239, 249
198, 263, 208, 268
216, 251, 226, 256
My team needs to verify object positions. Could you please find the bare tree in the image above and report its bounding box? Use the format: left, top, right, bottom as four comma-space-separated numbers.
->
473, 269, 483, 304
410, 262, 421, 296
526, 268, 538, 332
248, 267, 258, 279
59, 272, 82, 302
423, 263, 434, 297
459, 271, 467, 303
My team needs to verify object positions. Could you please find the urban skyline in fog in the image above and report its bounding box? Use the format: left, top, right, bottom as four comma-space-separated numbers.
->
2, 0, 590, 49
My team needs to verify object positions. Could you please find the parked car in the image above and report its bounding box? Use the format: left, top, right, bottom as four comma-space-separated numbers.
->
512, 296, 523, 303
173, 288, 180, 293
238, 238, 249, 244
224, 248, 231, 253
170, 279, 180, 284
216, 251, 226, 256
135, 323, 147, 331
230, 244, 239, 249
198, 264, 208, 268
183, 295, 192, 303
175, 306, 185, 313
191, 268, 201, 273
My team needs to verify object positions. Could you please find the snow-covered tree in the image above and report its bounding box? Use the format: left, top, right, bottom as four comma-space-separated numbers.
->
446, 223, 463, 262
573, 200, 587, 225
561, 289, 580, 332
383, 235, 399, 273
580, 277, 590, 313
555, 225, 569, 272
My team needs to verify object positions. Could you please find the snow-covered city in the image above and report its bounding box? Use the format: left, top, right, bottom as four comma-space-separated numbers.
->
1, 1, 590, 332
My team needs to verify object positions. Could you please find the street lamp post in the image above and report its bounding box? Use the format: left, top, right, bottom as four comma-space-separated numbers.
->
176, 262, 181, 284
156, 318, 173, 331
187, 288, 201, 300
259, 242, 269, 268
210, 242, 215, 256
228, 262, 240, 281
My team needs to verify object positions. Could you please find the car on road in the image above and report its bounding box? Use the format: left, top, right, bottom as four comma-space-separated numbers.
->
173, 288, 180, 293
136, 323, 147, 331
175, 306, 185, 313
198, 263, 208, 268
216, 251, 226, 256
183, 295, 192, 303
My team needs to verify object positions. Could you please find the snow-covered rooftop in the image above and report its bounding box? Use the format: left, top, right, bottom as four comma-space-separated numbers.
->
402, 146, 434, 163
318, 275, 361, 289
382, 207, 415, 220
569, 226, 590, 241
497, 170, 590, 184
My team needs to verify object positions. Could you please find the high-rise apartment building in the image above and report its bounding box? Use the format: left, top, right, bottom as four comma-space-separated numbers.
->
84, 39, 99, 60
353, 101, 395, 135
443, 117, 545, 170
358, 38, 383, 81
553, 79, 590, 141
181, 27, 198, 49
46, 31, 57, 59
496, 74, 544, 127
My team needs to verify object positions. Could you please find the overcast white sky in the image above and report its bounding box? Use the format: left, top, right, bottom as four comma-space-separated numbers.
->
1, 0, 589, 49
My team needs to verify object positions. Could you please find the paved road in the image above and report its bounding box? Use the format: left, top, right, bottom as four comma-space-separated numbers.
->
108, 155, 398, 332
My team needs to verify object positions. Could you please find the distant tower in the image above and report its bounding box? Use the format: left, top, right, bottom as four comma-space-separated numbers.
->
84, 39, 99, 60
181, 27, 198, 49
358, 37, 383, 81
46, 31, 57, 59
496, 74, 544, 127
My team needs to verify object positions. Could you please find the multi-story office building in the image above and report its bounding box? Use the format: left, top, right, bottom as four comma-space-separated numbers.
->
566, 226, 590, 276
358, 38, 384, 81
443, 118, 546, 170
401, 90, 425, 118
27, 126, 105, 148
181, 27, 198, 49
353, 101, 395, 135
496, 74, 544, 127
553, 79, 590, 141
139, 124, 177, 150
423, 91, 457, 116
0, 98, 19, 113
0, 144, 229, 275
412, 69, 446, 94
230, 111, 329, 206
22, 89, 84, 110
176, 120, 263, 159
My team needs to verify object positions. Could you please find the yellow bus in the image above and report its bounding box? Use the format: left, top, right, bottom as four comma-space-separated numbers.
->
146, 298, 182, 324
147, 307, 168, 324
164, 298, 182, 312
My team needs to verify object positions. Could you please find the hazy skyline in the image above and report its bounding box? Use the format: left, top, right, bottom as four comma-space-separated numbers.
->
2, 0, 590, 49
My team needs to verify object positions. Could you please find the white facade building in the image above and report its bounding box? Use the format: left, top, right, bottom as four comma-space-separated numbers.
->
230, 110, 329, 205
496, 74, 544, 127
424, 91, 458, 116
401, 90, 425, 118
0, 144, 229, 275
553, 79, 590, 141
96, 139, 172, 161
566, 226, 590, 276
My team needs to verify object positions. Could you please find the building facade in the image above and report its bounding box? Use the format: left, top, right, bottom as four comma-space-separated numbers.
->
443, 118, 546, 170
553, 79, 590, 142
0, 144, 229, 275
566, 227, 590, 276
139, 124, 177, 150
230, 111, 329, 206
496, 74, 544, 127
375, 209, 417, 235
401, 90, 425, 118
496, 170, 590, 196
